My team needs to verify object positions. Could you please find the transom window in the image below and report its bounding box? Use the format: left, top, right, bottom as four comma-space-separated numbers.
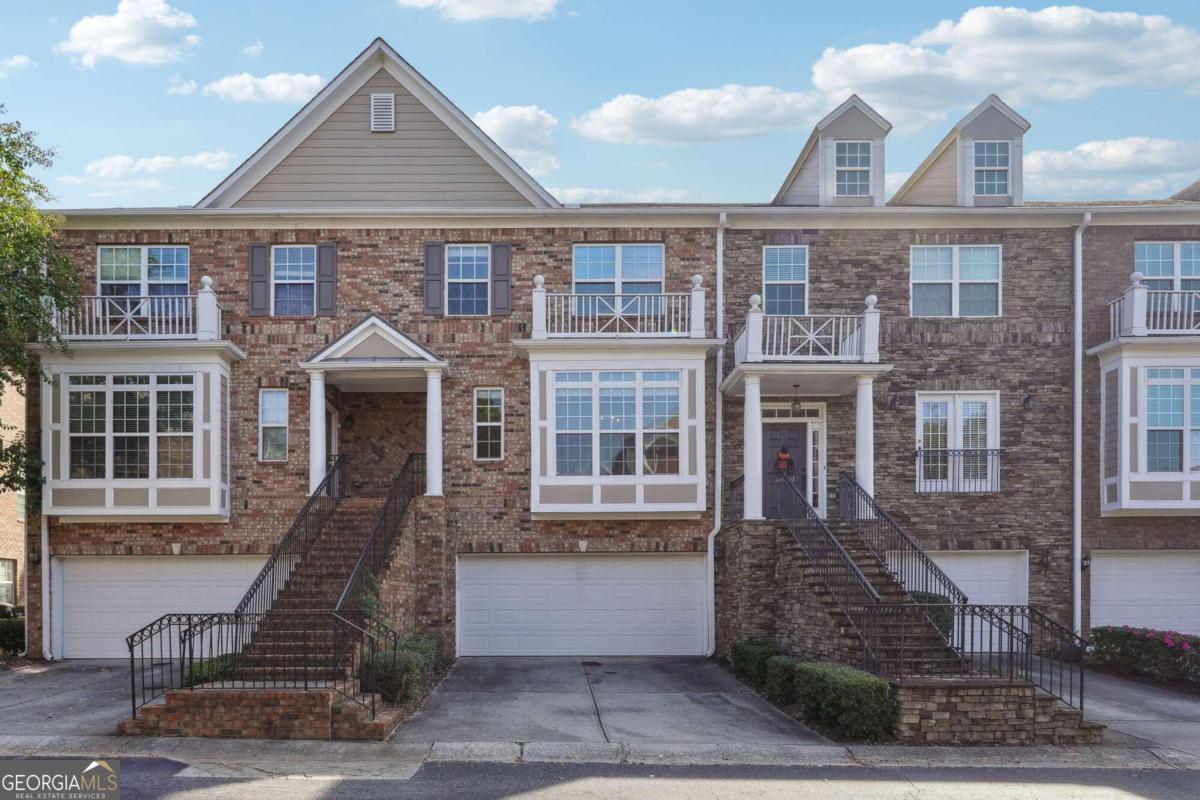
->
446, 245, 490, 316
1145, 368, 1200, 473
974, 141, 1010, 196
763, 246, 807, 316
917, 392, 1000, 492
553, 370, 680, 478
835, 141, 872, 197
474, 388, 504, 460
1135, 242, 1200, 293
98, 246, 190, 301
67, 374, 195, 480
911, 245, 1001, 317
573, 244, 665, 314
271, 246, 316, 316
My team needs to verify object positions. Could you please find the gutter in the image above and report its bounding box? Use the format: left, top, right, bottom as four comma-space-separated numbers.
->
706, 212, 728, 656
1073, 211, 1092, 635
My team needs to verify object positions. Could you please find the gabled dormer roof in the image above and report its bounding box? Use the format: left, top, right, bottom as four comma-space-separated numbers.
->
302, 313, 446, 367
196, 38, 559, 210
773, 95, 890, 205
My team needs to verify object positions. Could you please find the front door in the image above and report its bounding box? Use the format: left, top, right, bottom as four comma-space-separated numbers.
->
764, 423, 807, 519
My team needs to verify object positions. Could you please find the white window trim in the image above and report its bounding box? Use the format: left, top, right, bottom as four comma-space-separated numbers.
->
915, 391, 1000, 493
909, 244, 1003, 318
444, 243, 491, 317
973, 141, 1011, 197
571, 243, 667, 297
1134, 241, 1200, 291
258, 388, 289, 463
761, 245, 809, 316
1141, 368, 1200, 475
96, 245, 190, 297
269, 244, 317, 317
473, 387, 505, 461
0, 558, 13, 606
834, 140, 873, 198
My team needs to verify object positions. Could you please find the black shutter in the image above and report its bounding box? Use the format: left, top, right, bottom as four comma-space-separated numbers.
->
316, 243, 336, 316
491, 242, 512, 316
424, 241, 444, 316
248, 243, 270, 316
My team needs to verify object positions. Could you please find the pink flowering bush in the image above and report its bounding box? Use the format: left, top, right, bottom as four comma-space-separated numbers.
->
1090, 626, 1200, 688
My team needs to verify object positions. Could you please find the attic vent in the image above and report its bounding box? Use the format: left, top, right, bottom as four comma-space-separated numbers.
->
370, 93, 395, 132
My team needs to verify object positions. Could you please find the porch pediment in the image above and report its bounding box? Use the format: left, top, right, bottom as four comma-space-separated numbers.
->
299, 314, 447, 391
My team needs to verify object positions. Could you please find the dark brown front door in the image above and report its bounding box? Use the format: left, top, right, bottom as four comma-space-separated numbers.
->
764, 423, 806, 519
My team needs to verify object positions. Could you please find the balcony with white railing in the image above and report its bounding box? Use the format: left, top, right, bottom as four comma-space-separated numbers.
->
531, 274, 706, 339
732, 294, 881, 365
53, 276, 222, 342
1108, 271, 1200, 340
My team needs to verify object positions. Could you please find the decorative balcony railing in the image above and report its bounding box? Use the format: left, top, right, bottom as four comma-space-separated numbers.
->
53, 276, 222, 341
914, 448, 1003, 494
1108, 272, 1200, 339
531, 274, 706, 339
732, 294, 880, 365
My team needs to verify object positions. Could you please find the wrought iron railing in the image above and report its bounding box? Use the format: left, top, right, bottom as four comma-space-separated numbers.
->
235, 455, 347, 617
856, 603, 1086, 710
837, 472, 968, 606
544, 292, 693, 337
914, 449, 1002, 494
725, 475, 745, 522
53, 294, 211, 339
336, 454, 424, 626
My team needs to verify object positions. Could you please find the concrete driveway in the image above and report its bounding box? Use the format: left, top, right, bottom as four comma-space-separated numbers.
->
0, 660, 130, 736
1085, 669, 1200, 757
393, 657, 825, 744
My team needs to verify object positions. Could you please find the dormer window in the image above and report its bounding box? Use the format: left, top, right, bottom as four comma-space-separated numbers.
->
835, 142, 872, 197
974, 141, 1010, 196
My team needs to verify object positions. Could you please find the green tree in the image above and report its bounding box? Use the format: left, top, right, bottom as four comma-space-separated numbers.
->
0, 106, 80, 492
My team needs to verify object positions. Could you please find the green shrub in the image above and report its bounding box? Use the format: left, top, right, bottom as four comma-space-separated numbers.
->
910, 591, 954, 639
183, 653, 234, 687
0, 618, 25, 654
793, 661, 894, 741
763, 655, 808, 705
730, 639, 778, 687
1090, 626, 1199, 689
358, 634, 440, 704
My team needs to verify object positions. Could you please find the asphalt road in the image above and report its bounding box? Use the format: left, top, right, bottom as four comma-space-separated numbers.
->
117, 758, 1200, 800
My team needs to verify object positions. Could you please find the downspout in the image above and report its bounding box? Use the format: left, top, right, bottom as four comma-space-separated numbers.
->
1073, 211, 1092, 635
706, 211, 728, 656
40, 514, 52, 660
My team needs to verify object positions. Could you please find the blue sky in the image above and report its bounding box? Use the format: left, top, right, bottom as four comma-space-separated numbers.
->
3, 0, 1200, 208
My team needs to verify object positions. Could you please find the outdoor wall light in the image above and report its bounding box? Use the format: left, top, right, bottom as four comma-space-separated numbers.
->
171, 542, 183, 556
1081, 554, 1092, 571
1023, 393, 1036, 411
790, 385, 804, 417
888, 393, 902, 411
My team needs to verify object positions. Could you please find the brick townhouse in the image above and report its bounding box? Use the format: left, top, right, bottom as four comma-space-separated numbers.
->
1, 388, 24, 611
23, 39, 1198, 679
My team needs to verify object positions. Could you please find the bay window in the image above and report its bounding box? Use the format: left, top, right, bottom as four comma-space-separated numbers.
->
1145, 368, 1200, 473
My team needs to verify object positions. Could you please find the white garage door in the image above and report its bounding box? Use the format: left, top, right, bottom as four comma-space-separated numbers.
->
457, 555, 706, 656
53, 556, 267, 658
928, 551, 1028, 606
1091, 551, 1200, 634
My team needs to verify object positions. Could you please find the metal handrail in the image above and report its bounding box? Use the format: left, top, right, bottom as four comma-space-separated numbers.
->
235, 455, 347, 616
725, 474, 745, 523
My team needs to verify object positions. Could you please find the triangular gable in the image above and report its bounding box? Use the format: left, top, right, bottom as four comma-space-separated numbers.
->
773, 95, 890, 205
305, 314, 444, 365
1172, 176, 1200, 202
197, 38, 558, 209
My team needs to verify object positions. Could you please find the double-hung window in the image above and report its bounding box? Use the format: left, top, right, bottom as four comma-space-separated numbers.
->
0, 559, 14, 606
67, 374, 195, 480
271, 246, 316, 316
98, 246, 190, 316
911, 245, 1001, 317
974, 142, 1010, 196
1134, 243, 1200, 324
763, 246, 807, 315
916, 392, 999, 492
473, 388, 504, 460
259, 389, 288, 462
553, 370, 680, 478
835, 141, 871, 197
573, 244, 665, 315
446, 244, 490, 316
1144, 368, 1200, 473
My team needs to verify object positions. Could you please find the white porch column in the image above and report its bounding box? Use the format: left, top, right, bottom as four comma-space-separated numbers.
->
425, 368, 444, 496
855, 375, 875, 497
743, 375, 764, 520
308, 370, 327, 494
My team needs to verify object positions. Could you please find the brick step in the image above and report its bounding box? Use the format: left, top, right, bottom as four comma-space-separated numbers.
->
228, 666, 349, 681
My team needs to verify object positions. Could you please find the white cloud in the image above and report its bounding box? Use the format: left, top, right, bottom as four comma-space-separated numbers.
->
56, 0, 199, 68
242, 38, 264, 57
812, 6, 1200, 129
573, 84, 823, 145
0, 54, 33, 79
82, 150, 232, 179
472, 104, 559, 177
1025, 137, 1200, 198
549, 187, 691, 204
394, 0, 558, 21
885, 172, 911, 197
167, 74, 195, 95
202, 72, 324, 103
